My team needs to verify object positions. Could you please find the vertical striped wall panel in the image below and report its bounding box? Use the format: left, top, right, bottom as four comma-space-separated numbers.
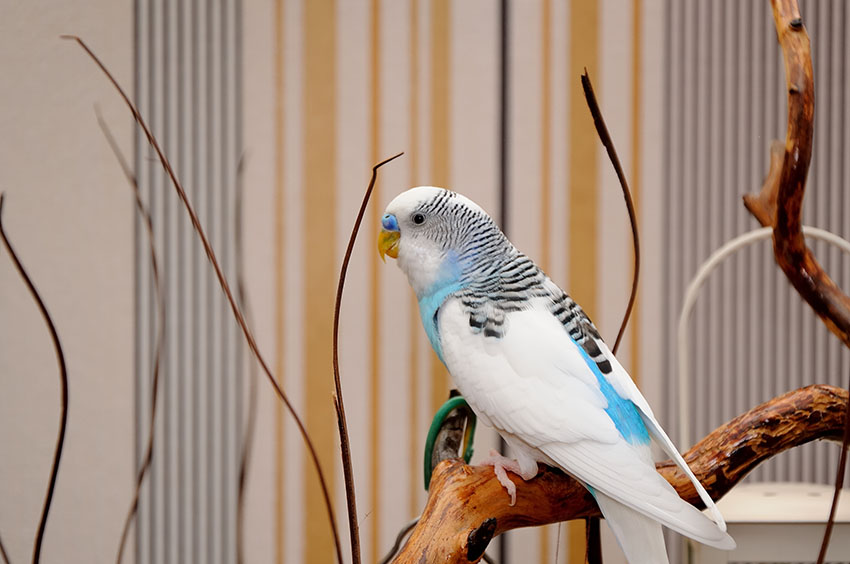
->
134, 1, 244, 563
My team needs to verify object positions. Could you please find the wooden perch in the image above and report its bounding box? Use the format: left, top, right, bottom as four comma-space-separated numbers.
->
394, 385, 848, 563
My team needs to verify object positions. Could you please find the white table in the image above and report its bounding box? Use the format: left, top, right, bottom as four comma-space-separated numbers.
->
691, 482, 850, 563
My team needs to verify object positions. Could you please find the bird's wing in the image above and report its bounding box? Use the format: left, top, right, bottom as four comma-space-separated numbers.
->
542, 279, 729, 530
589, 331, 728, 530
438, 298, 734, 549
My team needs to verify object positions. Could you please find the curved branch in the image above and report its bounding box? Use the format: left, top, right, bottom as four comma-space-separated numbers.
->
0, 195, 69, 564
743, 0, 850, 345
393, 385, 848, 563
580, 69, 641, 564
63, 35, 343, 563
333, 152, 404, 564
96, 110, 167, 564
234, 154, 257, 564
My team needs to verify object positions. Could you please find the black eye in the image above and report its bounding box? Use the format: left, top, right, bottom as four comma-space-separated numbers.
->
412, 213, 425, 225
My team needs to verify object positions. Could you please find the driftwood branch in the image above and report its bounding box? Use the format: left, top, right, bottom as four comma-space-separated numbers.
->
393, 385, 848, 563
743, 2, 850, 561
743, 0, 850, 347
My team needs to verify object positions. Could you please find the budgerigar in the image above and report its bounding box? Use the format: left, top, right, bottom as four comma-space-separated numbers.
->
378, 187, 735, 563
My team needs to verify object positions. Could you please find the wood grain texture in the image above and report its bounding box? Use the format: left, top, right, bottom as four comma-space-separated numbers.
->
393, 385, 848, 563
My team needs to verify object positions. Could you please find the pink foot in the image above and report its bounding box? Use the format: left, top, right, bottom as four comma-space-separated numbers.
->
481, 449, 536, 506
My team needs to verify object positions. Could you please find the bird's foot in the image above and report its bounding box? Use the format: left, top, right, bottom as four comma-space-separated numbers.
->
480, 449, 534, 506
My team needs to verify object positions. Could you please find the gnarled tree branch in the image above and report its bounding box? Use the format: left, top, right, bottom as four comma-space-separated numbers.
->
743, 2, 850, 561
743, 0, 850, 347
393, 385, 847, 563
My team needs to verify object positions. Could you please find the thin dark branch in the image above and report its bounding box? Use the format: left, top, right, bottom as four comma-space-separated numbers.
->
0, 547, 7, 564
62, 35, 343, 564
818, 377, 850, 563
0, 527, 11, 564
585, 516, 602, 564
580, 70, 641, 564
94, 112, 165, 564
580, 71, 640, 355
233, 153, 258, 564
333, 152, 404, 564
0, 194, 69, 564
378, 517, 419, 564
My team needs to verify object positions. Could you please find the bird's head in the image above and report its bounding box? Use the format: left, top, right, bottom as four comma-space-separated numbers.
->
378, 186, 506, 298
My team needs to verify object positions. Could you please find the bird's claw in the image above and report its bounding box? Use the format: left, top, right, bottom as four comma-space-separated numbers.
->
481, 449, 522, 506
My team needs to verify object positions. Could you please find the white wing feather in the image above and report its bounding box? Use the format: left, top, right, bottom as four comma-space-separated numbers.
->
439, 298, 734, 550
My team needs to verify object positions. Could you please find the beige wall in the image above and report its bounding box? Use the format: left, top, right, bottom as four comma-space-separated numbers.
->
0, 1, 135, 562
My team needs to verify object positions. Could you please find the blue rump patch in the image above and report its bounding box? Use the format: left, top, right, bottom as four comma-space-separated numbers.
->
572, 340, 650, 445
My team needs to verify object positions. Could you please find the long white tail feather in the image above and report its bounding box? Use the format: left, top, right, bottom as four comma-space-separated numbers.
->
542, 442, 736, 550
594, 490, 670, 564
599, 343, 728, 531
638, 411, 727, 531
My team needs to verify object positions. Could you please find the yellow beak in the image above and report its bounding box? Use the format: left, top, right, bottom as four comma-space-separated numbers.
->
378, 229, 400, 262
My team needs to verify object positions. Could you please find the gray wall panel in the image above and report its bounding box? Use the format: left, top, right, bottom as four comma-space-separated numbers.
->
134, 1, 244, 562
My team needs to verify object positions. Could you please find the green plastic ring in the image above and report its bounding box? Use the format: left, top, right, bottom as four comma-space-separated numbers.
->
423, 396, 477, 490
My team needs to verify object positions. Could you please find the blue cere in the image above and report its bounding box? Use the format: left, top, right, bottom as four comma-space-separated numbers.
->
572, 340, 650, 445
382, 213, 399, 231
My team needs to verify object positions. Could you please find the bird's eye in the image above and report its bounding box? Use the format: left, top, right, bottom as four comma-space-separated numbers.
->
412, 213, 425, 225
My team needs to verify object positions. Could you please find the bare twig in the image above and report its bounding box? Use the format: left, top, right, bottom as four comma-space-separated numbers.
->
378, 517, 419, 564
0, 195, 69, 564
0, 526, 10, 564
233, 154, 258, 564
62, 35, 343, 563
580, 70, 642, 564
580, 71, 640, 355
95, 111, 166, 564
333, 152, 404, 564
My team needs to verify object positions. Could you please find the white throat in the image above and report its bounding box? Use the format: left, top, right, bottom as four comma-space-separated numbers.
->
397, 238, 459, 299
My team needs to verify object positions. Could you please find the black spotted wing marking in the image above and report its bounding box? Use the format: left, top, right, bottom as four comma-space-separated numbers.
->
459, 253, 549, 340
466, 301, 507, 338
550, 293, 613, 374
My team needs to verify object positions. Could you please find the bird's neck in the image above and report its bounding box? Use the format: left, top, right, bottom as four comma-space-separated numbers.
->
409, 252, 465, 363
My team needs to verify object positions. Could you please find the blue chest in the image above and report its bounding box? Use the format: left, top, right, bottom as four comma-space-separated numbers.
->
417, 282, 463, 364
415, 253, 464, 364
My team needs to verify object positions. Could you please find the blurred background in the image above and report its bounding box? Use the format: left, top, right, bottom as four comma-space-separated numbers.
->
2, 0, 849, 563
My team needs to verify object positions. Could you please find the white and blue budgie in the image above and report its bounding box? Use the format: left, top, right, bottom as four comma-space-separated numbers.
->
378, 187, 734, 563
